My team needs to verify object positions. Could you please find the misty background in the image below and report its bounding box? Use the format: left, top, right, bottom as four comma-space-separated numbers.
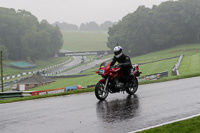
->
0, 0, 169, 26
1, 0, 200, 62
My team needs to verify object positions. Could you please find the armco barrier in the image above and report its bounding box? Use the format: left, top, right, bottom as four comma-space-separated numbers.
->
76, 85, 82, 89
22, 91, 33, 97
0, 91, 33, 99
32, 85, 82, 96
1, 85, 82, 98
47, 88, 65, 94
86, 85, 96, 88
138, 71, 168, 81
65, 85, 82, 91
0, 91, 23, 98
65, 86, 77, 91
32, 90, 48, 96
172, 54, 184, 76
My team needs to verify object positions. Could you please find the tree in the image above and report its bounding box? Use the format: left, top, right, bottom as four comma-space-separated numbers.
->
52, 22, 78, 31
80, 21, 99, 31
80, 23, 86, 31
107, 0, 200, 56
100, 21, 114, 31
0, 42, 8, 60
0, 7, 63, 61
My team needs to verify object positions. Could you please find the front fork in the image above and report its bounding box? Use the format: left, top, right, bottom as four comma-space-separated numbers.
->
99, 77, 109, 92
104, 77, 109, 91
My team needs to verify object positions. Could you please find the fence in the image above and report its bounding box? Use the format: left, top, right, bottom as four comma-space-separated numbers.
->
172, 54, 184, 76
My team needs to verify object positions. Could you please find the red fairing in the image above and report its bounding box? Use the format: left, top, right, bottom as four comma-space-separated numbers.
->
99, 79, 106, 82
97, 62, 123, 81
97, 62, 141, 82
133, 64, 139, 75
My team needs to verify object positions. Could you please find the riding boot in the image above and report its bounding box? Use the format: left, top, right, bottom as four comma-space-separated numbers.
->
129, 68, 134, 83
130, 75, 135, 84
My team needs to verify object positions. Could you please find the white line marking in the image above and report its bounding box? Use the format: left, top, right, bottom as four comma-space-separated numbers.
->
128, 113, 200, 133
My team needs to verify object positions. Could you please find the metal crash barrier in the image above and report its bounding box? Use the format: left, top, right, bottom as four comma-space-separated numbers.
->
0, 91, 32, 99
138, 71, 169, 81
0, 85, 82, 99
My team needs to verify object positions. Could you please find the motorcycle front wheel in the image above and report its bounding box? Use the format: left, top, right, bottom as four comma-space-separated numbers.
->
126, 78, 138, 95
95, 81, 109, 101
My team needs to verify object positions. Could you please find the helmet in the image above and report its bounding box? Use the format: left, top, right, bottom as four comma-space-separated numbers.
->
113, 46, 123, 58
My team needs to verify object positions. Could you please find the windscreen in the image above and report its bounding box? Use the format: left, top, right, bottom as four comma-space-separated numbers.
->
100, 61, 109, 68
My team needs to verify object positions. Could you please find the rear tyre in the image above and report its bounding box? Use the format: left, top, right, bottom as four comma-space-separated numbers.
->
126, 78, 138, 95
95, 81, 109, 101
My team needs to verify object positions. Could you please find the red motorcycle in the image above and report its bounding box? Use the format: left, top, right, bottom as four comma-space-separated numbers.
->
95, 61, 142, 100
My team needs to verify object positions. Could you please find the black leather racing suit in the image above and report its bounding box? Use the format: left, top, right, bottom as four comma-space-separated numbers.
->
110, 54, 133, 79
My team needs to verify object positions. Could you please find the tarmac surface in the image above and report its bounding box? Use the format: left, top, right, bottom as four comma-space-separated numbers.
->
57, 57, 111, 75
45, 55, 111, 75
45, 56, 83, 75
1, 76, 200, 133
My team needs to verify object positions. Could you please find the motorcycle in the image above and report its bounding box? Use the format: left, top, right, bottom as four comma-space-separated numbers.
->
95, 61, 142, 101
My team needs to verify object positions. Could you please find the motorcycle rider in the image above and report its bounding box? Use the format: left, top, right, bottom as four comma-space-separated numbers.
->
109, 45, 134, 82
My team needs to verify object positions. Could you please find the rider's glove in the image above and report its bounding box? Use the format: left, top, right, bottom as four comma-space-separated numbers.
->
115, 64, 122, 68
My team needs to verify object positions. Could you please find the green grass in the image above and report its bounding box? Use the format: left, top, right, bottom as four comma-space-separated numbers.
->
139, 58, 177, 76
4, 56, 71, 76
132, 44, 200, 64
138, 116, 200, 133
28, 74, 100, 91
62, 31, 110, 51
179, 53, 200, 75
132, 43, 200, 76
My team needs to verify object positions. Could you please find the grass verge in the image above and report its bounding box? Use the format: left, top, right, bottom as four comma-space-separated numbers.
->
137, 115, 200, 133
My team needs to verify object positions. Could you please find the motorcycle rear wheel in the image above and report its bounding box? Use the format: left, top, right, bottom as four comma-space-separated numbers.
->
95, 81, 109, 101
126, 78, 138, 95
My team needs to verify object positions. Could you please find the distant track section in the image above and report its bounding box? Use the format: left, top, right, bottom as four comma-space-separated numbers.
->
138, 55, 180, 65
58, 50, 112, 56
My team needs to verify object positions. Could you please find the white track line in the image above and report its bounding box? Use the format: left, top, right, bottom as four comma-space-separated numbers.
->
128, 113, 200, 133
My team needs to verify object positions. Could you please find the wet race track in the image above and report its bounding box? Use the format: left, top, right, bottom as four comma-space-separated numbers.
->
1, 77, 200, 133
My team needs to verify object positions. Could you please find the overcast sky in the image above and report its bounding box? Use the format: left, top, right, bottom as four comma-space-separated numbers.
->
0, 0, 169, 25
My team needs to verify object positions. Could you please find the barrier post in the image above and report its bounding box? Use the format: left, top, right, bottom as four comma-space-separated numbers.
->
0, 51, 3, 92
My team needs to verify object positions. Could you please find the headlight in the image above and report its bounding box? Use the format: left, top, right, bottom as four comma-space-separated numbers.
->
98, 69, 105, 75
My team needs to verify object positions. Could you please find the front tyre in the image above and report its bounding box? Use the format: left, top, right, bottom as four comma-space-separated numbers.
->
95, 81, 109, 101
126, 78, 138, 95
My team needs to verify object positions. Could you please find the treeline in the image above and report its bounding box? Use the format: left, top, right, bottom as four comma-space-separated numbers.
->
107, 0, 200, 56
52, 21, 114, 31
0, 8, 63, 61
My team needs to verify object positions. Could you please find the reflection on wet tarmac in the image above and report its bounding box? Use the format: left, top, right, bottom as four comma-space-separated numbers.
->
96, 95, 139, 123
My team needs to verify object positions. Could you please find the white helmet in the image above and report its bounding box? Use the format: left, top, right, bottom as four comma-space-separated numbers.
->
113, 46, 123, 58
